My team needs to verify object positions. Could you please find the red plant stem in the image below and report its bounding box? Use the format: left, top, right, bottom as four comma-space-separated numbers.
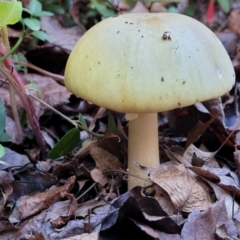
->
0, 43, 47, 155
205, 0, 215, 23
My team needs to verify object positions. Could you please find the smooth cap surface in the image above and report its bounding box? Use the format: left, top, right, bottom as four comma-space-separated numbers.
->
65, 13, 235, 113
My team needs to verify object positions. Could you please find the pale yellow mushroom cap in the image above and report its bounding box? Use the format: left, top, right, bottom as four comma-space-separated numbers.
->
64, 13, 235, 113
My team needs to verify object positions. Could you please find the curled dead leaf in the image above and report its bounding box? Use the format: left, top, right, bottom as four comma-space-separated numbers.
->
90, 147, 123, 172
150, 164, 212, 212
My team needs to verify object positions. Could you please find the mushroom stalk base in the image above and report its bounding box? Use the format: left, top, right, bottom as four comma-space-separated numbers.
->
128, 113, 160, 189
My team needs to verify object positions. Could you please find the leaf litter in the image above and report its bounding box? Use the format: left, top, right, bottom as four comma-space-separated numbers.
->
1, 0, 240, 239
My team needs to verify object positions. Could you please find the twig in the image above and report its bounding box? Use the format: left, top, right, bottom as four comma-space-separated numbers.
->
14, 61, 64, 83
29, 94, 102, 138
105, 0, 123, 14
76, 182, 96, 201
103, 169, 152, 184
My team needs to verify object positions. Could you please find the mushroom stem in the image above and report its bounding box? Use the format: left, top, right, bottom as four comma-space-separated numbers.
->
128, 113, 160, 189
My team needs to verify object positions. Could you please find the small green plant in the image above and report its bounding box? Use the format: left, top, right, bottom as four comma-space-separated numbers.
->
217, 0, 233, 13
22, 0, 53, 41
0, 0, 53, 154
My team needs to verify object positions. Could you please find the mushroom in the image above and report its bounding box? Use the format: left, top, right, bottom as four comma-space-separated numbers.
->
64, 13, 235, 189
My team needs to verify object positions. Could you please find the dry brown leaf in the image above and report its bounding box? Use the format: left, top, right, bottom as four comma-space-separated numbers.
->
184, 144, 217, 164
75, 199, 106, 218
188, 166, 220, 183
10, 176, 75, 221
24, 73, 71, 116
185, 115, 216, 150
90, 147, 123, 172
152, 185, 176, 216
52, 159, 80, 177
0, 73, 71, 143
75, 139, 98, 159
215, 31, 239, 55
150, 164, 212, 212
234, 148, 240, 180
150, 2, 167, 13
162, 145, 192, 166
4, 116, 20, 144
181, 198, 238, 240
90, 168, 108, 186
89, 107, 107, 132
61, 232, 99, 240
0, 147, 30, 170
0, 171, 14, 213
0, 220, 16, 235
190, 165, 240, 201
228, 9, 240, 35
205, 180, 240, 219
8, 210, 47, 240
202, 98, 235, 147
46, 193, 78, 229
41, 16, 85, 52
130, 1, 149, 13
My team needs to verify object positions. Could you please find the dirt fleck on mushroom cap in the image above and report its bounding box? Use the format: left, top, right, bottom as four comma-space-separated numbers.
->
64, 13, 235, 113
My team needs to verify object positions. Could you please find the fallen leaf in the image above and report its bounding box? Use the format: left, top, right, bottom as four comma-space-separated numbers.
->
150, 185, 176, 217
130, 1, 149, 13
0, 171, 13, 213
228, 9, 240, 35
90, 168, 108, 186
46, 193, 78, 229
0, 220, 16, 234
41, 16, 85, 52
215, 31, 238, 55
185, 115, 216, 150
184, 144, 217, 164
234, 148, 240, 180
150, 164, 213, 212
204, 180, 240, 220
0, 147, 30, 170
9, 176, 75, 221
181, 198, 238, 239
75, 199, 106, 218
8, 210, 47, 240
101, 187, 180, 237
61, 232, 99, 240
90, 147, 123, 172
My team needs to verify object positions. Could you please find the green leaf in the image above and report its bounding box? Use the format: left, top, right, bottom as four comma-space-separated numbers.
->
0, 132, 11, 142
34, 10, 54, 17
0, 99, 6, 135
216, 0, 231, 13
0, 145, 5, 158
43, 4, 65, 14
23, 18, 40, 31
107, 112, 117, 132
185, 4, 195, 16
0, 0, 22, 26
167, 5, 179, 13
25, 79, 42, 98
77, 113, 88, 128
31, 31, 50, 42
12, 53, 28, 73
28, 0, 42, 15
90, 0, 115, 17
48, 128, 80, 159
22, 7, 32, 15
